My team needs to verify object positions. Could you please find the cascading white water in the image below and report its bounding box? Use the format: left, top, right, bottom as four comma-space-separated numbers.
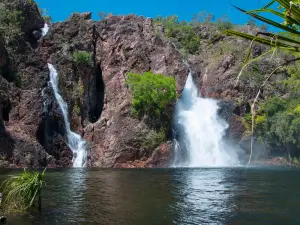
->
48, 63, 87, 167
41, 23, 49, 37
173, 72, 238, 167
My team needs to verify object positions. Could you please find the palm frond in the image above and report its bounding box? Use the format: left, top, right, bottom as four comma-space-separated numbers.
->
232, 5, 300, 34
223, 30, 299, 51
247, 8, 300, 25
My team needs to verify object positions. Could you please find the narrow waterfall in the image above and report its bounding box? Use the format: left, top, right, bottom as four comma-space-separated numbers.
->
172, 72, 238, 167
41, 23, 49, 37
48, 63, 87, 167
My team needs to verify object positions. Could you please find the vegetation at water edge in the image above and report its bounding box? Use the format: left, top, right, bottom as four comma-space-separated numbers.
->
1, 168, 46, 213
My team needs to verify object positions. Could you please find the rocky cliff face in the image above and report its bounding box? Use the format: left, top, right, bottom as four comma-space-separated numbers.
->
0, 1, 188, 168
0, 1, 290, 168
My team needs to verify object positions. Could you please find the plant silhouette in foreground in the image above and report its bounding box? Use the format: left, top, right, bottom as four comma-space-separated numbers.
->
1, 168, 46, 212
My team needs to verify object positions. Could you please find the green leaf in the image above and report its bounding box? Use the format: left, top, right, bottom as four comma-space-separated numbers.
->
233, 5, 300, 34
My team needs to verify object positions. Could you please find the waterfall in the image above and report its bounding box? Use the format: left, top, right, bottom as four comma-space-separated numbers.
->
41, 23, 49, 37
47, 63, 87, 167
172, 72, 238, 167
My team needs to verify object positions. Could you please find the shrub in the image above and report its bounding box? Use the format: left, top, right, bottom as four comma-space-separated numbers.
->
14, 73, 22, 88
216, 15, 233, 31
0, 5, 24, 38
241, 63, 265, 88
283, 63, 300, 97
153, 16, 201, 54
72, 50, 92, 66
1, 168, 46, 212
166, 25, 201, 54
253, 97, 300, 149
126, 71, 176, 119
143, 130, 166, 153
73, 104, 81, 116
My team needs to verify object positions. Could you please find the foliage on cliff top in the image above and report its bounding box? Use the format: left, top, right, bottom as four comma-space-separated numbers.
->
153, 16, 201, 54
0, 5, 24, 39
126, 71, 176, 119
1, 168, 46, 212
153, 13, 237, 55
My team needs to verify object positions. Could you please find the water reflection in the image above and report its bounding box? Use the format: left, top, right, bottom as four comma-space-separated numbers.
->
170, 168, 235, 225
227, 168, 300, 225
1, 168, 299, 225
83, 169, 174, 225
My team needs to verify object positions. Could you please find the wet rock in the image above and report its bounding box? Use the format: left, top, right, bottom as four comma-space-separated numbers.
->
252, 45, 262, 58
145, 142, 171, 168
0, 216, 7, 224
32, 29, 42, 40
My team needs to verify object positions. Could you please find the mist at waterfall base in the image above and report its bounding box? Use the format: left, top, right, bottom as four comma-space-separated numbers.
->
47, 64, 87, 167
172, 72, 239, 167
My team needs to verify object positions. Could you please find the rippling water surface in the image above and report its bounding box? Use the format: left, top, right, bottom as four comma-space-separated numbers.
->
1, 167, 299, 225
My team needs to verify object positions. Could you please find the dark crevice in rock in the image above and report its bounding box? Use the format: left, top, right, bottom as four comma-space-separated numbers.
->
85, 25, 105, 123
87, 63, 105, 123
0, 97, 11, 135
0, 39, 13, 82
2, 100, 11, 122
0, 131, 15, 159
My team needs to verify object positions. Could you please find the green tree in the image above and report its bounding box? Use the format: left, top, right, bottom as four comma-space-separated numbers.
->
126, 71, 176, 119
249, 96, 300, 157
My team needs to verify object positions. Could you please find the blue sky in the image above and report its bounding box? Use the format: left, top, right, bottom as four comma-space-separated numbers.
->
36, 0, 275, 25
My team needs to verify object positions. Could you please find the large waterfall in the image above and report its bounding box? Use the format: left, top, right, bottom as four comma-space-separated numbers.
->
172, 72, 238, 167
48, 63, 87, 167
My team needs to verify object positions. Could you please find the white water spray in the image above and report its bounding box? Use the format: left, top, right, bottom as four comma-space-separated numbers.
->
41, 23, 49, 37
48, 63, 87, 167
173, 72, 238, 167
